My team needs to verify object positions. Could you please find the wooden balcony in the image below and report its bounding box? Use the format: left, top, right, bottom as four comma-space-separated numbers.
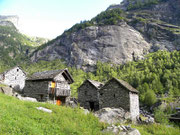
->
56, 88, 71, 96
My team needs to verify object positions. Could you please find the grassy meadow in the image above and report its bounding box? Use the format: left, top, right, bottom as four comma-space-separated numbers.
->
0, 93, 179, 135
0, 93, 105, 135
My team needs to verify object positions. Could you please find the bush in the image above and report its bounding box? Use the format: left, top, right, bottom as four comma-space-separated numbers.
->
154, 109, 169, 124
144, 90, 157, 106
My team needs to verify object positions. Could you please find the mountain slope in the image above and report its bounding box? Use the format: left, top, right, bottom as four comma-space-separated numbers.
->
0, 24, 35, 70
31, 0, 180, 70
31, 23, 150, 71
108, 0, 180, 26
0, 16, 48, 71
0, 15, 19, 28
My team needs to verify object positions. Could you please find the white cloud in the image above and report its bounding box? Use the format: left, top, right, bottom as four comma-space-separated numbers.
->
18, 18, 74, 39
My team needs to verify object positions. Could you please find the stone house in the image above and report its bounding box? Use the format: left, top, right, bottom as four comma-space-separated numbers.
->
78, 80, 104, 111
0, 66, 26, 91
23, 69, 74, 105
99, 78, 139, 121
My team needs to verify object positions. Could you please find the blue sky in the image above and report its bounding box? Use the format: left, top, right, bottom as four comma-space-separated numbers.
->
0, 0, 122, 39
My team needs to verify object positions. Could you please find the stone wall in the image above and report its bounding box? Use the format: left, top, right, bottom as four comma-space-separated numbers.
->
23, 80, 49, 101
130, 92, 139, 121
99, 80, 130, 111
54, 74, 66, 82
3, 67, 26, 91
78, 81, 99, 111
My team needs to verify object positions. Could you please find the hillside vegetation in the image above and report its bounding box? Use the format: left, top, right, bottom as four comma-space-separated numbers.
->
0, 24, 47, 71
21, 50, 180, 105
126, 0, 168, 10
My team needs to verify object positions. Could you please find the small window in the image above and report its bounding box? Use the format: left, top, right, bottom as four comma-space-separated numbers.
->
114, 94, 116, 98
17, 69, 19, 72
85, 91, 87, 95
100, 93, 103, 96
15, 77, 16, 80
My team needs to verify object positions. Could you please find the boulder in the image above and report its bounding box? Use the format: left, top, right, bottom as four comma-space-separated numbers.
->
119, 129, 141, 135
0, 85, 14, 96
138, 114, 155, 124
36, 107, 52, 113
16, 94, 37, 102
119, 132, 127, 135
127, 129, 141, 135
80, 107, 90, 115
103, 125, 141, 135
94, 107, 131, 124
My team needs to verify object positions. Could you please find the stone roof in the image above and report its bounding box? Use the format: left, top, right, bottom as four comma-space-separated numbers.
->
87, 80, 104, 89
28, 70, 64, 80
0, 66, 26, 75
110, 78, 139, 93
27, 69, 74, 83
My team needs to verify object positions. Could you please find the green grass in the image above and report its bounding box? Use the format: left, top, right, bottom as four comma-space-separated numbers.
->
0, 93, 179, 135
0, 93, 105, 135
132, 124, 180, 135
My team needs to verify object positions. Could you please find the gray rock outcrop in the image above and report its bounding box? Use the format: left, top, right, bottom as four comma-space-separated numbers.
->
31, 23, 151, 71
94, 107, 131, 124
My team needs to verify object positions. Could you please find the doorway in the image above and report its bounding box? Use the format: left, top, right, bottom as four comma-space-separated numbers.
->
89, 101, 95, 111
56, 96, 66, 106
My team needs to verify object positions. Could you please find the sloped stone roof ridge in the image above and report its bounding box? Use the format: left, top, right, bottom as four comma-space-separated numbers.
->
0, 66, 27, 75
112, 77, 139, 93
87, 79, 104, 89
27, 69, 65, 80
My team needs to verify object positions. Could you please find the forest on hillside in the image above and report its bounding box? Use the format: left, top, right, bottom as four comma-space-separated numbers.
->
20, 50, 180, 106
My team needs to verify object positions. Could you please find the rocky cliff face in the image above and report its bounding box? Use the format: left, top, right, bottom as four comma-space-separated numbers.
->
0, 15, 19, 28
31, 0, 180, 71
31, 23, 151, 71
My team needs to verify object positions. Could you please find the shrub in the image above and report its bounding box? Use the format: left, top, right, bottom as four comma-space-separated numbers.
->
154, 109, 169, 124
144, 90, 157, 106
